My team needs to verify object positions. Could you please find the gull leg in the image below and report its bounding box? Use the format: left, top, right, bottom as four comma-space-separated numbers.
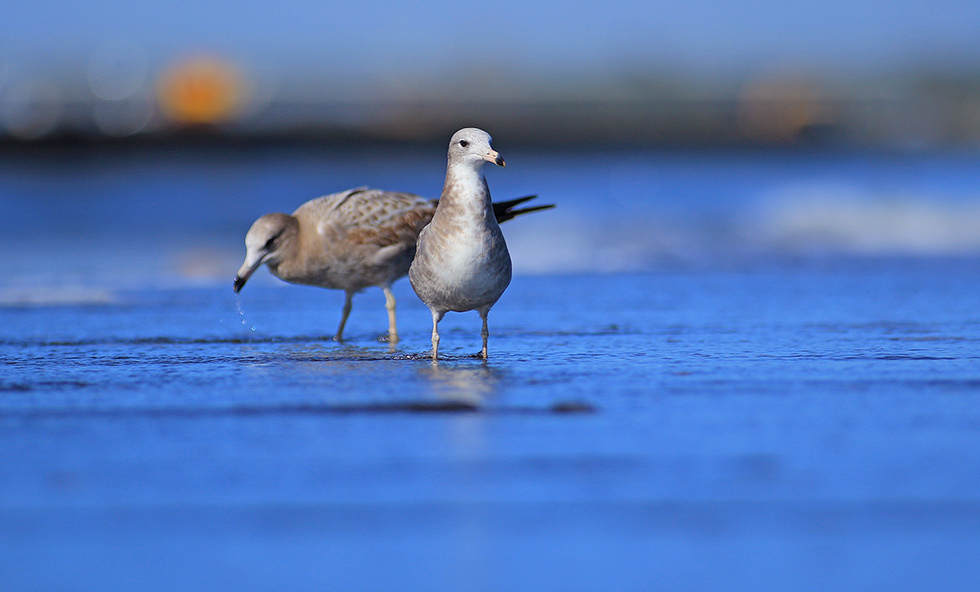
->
382, 286, 398, 342
479, 308, 490, 359
430, 309, 443, 360
335, 291, 353, 341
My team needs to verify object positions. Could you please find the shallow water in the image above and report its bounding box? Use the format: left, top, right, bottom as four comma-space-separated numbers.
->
4, 261, 980, 591
3, 146, 980, 590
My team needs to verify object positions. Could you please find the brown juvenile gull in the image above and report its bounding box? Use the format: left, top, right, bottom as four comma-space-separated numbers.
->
234, 186, 551, 342
409, 128, 513, 360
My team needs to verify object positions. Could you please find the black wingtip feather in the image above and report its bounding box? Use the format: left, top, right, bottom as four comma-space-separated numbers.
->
491, 195, 556, 223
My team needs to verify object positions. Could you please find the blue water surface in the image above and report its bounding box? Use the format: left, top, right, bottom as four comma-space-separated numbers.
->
2, 146, 980, 590
4, 261, 980, 591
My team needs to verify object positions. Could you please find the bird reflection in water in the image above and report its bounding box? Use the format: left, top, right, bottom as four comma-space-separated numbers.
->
418, 363, 502, 408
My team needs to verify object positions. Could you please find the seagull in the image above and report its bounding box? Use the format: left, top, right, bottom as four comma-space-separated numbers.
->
234, 186, 551, 342
409, 127, 513, 360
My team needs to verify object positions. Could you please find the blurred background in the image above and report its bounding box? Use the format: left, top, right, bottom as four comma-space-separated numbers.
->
3, 0, 980, 147
3, 0, 980, 301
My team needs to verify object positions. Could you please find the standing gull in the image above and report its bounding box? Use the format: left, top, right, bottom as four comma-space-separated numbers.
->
234, 187, 551, 342
409, 128, 512, 360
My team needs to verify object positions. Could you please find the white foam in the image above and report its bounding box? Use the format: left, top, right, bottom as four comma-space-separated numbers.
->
747, 184, 980, 255
0, 286, 117, 307
507, 185, 980, 273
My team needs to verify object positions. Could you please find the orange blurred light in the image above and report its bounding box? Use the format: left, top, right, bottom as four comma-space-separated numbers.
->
737, 75, 822, 143
157, 56, 243, 125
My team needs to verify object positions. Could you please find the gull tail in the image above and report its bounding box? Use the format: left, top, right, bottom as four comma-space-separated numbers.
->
491, 195, 556, 224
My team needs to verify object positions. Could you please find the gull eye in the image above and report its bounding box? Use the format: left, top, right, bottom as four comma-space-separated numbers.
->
459, 139, 469, 147
264, 230, 282, 249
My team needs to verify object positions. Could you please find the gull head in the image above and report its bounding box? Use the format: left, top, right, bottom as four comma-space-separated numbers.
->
233, 213, 298, 293
448, 127, 504, 169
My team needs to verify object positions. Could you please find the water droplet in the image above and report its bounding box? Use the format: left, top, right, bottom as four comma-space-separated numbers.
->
234, 296, 256, 332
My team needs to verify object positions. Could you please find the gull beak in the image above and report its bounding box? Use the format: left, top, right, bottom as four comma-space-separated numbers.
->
233, 253, 265, 293
483, 149, 505, 167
